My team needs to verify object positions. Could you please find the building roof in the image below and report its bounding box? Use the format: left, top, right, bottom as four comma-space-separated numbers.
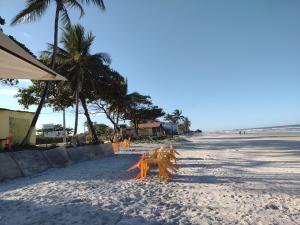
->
138, 121, 161, 129
0, 31, 67, 81
0, 108, 34, 114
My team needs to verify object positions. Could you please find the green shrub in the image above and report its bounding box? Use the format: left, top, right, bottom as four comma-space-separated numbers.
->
36, 136, 71, 144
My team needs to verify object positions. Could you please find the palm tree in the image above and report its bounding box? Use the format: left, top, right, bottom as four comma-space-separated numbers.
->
165, 109, 184, 124
182, 117, 191, 133
46, 24, 110, 143
164, 113, 176, 123
11, 0, 106, 145
172, 109, 184, 124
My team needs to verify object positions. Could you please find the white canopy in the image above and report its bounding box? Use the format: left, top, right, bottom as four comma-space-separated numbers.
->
0, 31, 66, 81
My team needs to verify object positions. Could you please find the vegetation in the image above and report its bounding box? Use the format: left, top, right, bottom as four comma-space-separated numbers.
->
44, 23, 110, 143
37, 124, 73, 136
93, 123, 113, 136
132, 135, 188, 144
178, 117, 191, 133
1, 5, 193, 147
164, 109, 184, 124
0, 16, 4, 26
11, 0, 106, 145
91, 69, 128, 136
122, 93, 165, 135
165, 109, 191, 133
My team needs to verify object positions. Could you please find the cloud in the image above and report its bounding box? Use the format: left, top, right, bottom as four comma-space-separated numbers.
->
0, 89, 18, 96
23, 32, 32, 38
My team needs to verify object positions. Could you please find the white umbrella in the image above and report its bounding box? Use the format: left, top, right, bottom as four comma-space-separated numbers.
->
0, 31, 66, 81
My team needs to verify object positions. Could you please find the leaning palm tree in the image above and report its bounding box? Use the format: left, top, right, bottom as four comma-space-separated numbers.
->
45, 24, 110, 143
11, 0, 106, 145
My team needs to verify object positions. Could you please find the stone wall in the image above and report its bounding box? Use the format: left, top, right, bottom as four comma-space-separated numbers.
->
0, 143, 113, 182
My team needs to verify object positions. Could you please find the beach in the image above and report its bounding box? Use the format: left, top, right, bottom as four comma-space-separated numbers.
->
0, 133, 299, 225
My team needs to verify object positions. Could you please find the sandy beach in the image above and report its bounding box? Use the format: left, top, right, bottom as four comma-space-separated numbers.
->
0, 133, 300, 225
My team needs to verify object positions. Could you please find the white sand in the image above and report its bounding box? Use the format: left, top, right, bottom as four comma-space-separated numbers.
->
0, 133, 300, 225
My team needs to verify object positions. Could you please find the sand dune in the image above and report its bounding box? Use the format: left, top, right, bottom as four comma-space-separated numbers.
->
0, 133, 299, 225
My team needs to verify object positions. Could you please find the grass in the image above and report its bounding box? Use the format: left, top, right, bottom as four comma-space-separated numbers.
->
132, 135, 188, 144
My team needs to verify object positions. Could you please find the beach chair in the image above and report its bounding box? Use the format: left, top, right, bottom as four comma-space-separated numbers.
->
128, 146, 179, 181
112, 142, 121, 152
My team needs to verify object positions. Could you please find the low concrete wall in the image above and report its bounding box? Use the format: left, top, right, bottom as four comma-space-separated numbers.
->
43, 147, 72, 168
66, 144, 113, 162
0, 143, 114, 183
10, 150, 51, 176
0, 153, 23, 181
100, 143, 114, 156
66, 146, 90, 162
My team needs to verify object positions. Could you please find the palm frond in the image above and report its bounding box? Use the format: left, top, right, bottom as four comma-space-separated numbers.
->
66, 0, 85, 18
11, 0, 50, 25
79, 0, 106, 10
60, 6, 71, 26
94, 53, 111, 64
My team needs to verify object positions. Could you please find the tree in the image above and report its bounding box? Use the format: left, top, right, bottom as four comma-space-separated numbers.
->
91, 68, 128, 135
123, 93, 165, 136
164, 109, 184, 124
42, 24, 110, 143
172, 109, 184, 123
37, 123, 73, 135
0, 16, 5, 26
164, 113, 176, 123
11, 0, 106, 145
83, 122, 113, 141
179, 117, 191, 133
0, 16, 5, 31
94, 123, 113, 135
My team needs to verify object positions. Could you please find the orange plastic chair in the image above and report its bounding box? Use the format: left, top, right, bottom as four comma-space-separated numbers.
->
128, 146, 179, 181
5, 131, 13, 151
112, 142, 121, 152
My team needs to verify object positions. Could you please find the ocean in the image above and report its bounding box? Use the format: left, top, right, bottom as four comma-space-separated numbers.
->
223, 125, 300, 134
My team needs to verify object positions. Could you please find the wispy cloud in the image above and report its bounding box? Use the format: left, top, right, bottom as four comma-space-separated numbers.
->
23, 32, 32, 38
0, 89, 18, 96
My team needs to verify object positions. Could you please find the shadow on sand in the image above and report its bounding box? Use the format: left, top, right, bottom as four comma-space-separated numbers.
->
0, 199, 168, 225
174, 139, 300, 156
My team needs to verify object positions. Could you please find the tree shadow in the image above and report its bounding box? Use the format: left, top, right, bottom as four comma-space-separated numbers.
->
172, 174, 230, 184
0, 199, 168, 225
0, 153, 141, 193
172, 173, 300, 195
175, 139, 300, 156
178, 157, 204, 161
198, 135, 300, 140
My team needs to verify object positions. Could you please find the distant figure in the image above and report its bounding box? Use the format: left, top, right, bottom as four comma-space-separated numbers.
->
239, 131, 242, 135
243, 131, 246, 135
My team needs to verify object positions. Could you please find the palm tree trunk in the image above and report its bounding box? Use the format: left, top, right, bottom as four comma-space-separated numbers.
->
21, 6, 60, 145
80, 95, 100, 144
63, 108, 66, 144
74, 90, 79, 137
134, 122, 139, 137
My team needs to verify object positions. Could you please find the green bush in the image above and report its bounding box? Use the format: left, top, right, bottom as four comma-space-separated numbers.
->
36, 136, 71, 144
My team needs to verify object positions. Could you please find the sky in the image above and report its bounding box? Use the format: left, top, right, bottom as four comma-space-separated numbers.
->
1, 0, 300, 132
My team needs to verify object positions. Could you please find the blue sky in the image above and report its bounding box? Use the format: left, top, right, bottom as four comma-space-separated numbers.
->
1, 0, 300, 132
